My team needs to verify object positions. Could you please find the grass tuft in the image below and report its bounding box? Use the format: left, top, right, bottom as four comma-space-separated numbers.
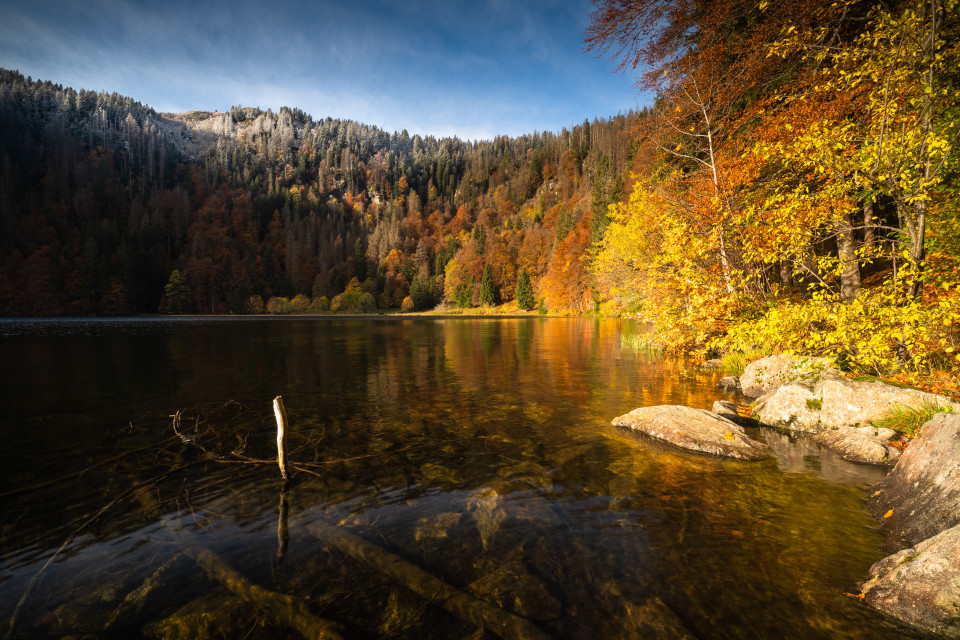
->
621, 332, 667, 355
872, 401, 954, 437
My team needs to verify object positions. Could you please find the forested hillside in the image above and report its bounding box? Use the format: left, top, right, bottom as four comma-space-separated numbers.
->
0, 68, 641, 316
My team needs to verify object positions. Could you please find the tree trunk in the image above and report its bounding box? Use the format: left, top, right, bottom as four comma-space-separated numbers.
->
718, 225, 734, 295
837, 212, 861, 303
779, 260, 791, 291
905, 198, 927, 299
863, 200, 875, 251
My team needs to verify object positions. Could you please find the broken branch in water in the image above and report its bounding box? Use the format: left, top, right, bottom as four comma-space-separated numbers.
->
306, 520, 551, 640
185, 545, 345, 640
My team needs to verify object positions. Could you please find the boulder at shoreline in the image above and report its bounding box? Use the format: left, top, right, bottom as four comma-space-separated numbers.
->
861, 412, 960, 636
611, 405, 772, 461
751, 376, 959, 434
740, 354, 835, 398
871, 412, 960, 550
813, 426, 902, 466
859, 523, 960, 639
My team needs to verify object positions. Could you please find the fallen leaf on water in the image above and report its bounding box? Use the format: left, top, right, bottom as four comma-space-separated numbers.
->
883, 509, 894, 518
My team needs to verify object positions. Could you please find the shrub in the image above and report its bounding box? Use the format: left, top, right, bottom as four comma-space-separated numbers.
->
401, 296, 415, 313
266, 296, 292, 314
290, 294, 311, 312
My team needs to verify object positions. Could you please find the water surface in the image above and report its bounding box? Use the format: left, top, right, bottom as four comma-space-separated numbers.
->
0, 317, 913, 639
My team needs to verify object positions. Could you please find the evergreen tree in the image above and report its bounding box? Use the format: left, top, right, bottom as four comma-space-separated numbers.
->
474, 224, 486, 255
480, 264, 496, 306
409, 273, 432, 310
515, 267, 535, 310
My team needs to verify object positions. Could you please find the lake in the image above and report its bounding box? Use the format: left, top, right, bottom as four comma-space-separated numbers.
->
0, 317, 918, 639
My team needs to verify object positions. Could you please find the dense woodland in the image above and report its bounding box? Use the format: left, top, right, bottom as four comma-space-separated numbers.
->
0, 67, 640, 317
1, 0, 958, 392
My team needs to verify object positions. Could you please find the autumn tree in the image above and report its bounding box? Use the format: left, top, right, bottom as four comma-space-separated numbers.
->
159, 269, 191, 314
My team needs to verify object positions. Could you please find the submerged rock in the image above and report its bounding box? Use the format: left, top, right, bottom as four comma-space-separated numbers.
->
602, 598, 696, 640
419, 462, 463, 484
813, 426, 901, 466
872, 412, 960, 550
467, 557, 563, 621
859, 523, 960, 639
739, 354, 836, 398
751, 377, 959, 434
611, 405, 771, 461
414, 512, 462, 541
467, 489, 507, 551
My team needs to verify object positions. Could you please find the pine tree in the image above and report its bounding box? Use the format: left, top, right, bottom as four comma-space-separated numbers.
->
480, 264, 496, 306
516, 267, 535, 311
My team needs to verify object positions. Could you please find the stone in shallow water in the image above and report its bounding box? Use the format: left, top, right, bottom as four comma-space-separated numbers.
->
420, 462, 463, 484
467, 556, 562, 621
602, 598, 696, 640
860, 523, 960, 639
717, 376, 740, 392
611, 405, 772, 461
813, 426, 901, 466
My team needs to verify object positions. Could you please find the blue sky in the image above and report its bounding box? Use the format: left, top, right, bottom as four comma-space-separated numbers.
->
0, 0, 646, 140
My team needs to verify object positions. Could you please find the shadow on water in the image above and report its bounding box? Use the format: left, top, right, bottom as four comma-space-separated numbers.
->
0, 317, 918, 639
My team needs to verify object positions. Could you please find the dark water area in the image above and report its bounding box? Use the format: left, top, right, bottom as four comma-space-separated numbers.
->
0, 317, 917, 639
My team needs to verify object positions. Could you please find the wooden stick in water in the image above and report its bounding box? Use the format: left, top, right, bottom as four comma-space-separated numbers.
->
273, 396, 290, 482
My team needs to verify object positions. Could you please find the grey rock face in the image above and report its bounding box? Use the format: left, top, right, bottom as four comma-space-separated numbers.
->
611, 405, 771, 461
739, 354, 835, 398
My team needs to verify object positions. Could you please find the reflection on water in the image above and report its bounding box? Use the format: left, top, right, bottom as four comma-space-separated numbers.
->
0, 318, 911, 639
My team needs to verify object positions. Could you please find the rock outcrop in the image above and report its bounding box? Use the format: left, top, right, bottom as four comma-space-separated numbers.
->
611, 405, 772, 461
862, 412, 960, 636
871, 412, 960, 550
751, 376, 959, 434
739, 354, 835, 398
812, 426, 902, 466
